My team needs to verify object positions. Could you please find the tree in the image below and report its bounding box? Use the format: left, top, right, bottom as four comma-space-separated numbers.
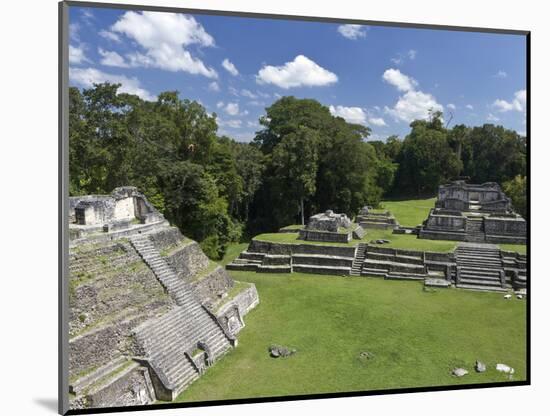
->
395, 115, 462, 194
503, 175, 527, 218
271, 127, 320, 225
460, 124, 526, 184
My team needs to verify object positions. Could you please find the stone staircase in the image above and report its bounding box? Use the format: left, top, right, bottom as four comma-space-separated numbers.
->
130, 234, 232, 398
455, 243, 507, 292
350, 243, 367, 276
465, 217, 485, 243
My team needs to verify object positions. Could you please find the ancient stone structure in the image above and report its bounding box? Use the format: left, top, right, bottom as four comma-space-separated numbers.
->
228, 237, 527, 293
419, 181, 526, 244
356, 207, 399, 230
68, 188, 259, 410
69, 187, 166, 242
298, 210, 364, 243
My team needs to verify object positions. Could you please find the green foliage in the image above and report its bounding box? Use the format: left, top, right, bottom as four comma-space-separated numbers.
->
69, 84, 526, 257
395, 115, 462, 194
503, 175, 527, 217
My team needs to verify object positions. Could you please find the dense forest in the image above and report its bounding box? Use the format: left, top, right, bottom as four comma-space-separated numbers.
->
69, 84, 527, 258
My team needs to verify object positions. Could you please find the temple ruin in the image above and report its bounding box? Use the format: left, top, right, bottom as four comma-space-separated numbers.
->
356, 206, 399, 230
298, 210, 365, 243
68, 187, 259, 410
419, 181, 526, 244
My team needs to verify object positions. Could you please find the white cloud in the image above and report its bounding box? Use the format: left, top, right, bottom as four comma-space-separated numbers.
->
337, 24, 367, 40
240, 89, 257, 99
247, 100, 265, 107
111, 11, 217, 78
382, 68, 418, 92
98, 48, 129, 68
391, 56, 403, 65
329, 105, 366, 124
385, 90, 443, 123
368, 117, 387, 127
408, 49, 417, 60
69, 67, 155, 101
494, 70, 507, 79
216, 101, 224, 109
99, 30, 121, 43
69, 45, 90, 65
256, 55, 338, 89
447, 103, 456, 110
208, 81, 220, 92
69, 23, 80, 42
383, 68, 443, 123
223, 102, 240, 116
466, 104, 474, 110
222, 59, 239, 76
218, 118, 242, 129
492, 89, 526, 112
487, 113, 500, 122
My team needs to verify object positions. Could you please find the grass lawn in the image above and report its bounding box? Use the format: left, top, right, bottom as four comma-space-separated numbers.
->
219, 242, 249, 266
173, 271, 526, 403
499, 244, 527, 255
254, 229, 456, 253
379, 197, 436, 227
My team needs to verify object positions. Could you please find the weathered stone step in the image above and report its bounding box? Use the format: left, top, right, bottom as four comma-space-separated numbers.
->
69, 356, 128, 394
258, 265, 292, 273
458, 278, 503, 287
456, 284, 508, 293
226, 263, 259, 271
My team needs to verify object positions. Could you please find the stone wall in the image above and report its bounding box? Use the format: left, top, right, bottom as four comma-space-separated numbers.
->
165, 241, 210, 278
191, 265, 234, 305
86, 364, 155, 409
298, 229, 351, 243
425, 212, 466, 230
484, 217, 526, 236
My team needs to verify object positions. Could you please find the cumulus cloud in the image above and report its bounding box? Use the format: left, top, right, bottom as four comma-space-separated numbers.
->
69, 67, 155, 101
447, 103, 456, 110
224, 102, 240, 116
492, 89, 526, 112
217, 118, 242, 129
385, 90, 443, 123
337, 24, 367, 40
329, 105, 366, 124
382, 68, 418, 92
256, 55, 338, 89
208, 81, 220, 92
111, 11, 217, 78
494, 70, 507, 79
240, 89, 257, 99
466, 104, 474, 110
383, 68, 443, 123
487, 113, 500, 122
368, 117, 387, 127
69, 45, 90, 65
98, 48, 129, 68
222, 59, 239, 76
99, 30, 121, 43
408, 49, 417, 60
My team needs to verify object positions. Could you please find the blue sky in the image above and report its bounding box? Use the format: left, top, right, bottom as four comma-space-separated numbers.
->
68, 6, 527, 142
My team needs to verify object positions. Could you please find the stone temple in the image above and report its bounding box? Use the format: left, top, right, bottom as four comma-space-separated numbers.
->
298, 210, 365, 243
419, 181, 526, 244
68, 187, 259, 409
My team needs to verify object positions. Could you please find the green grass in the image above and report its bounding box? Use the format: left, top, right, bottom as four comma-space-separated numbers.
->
220, 243, 249, 266
173, 271, 526, 403
379, 197, 436, 227
499, 244, 527, 255
254, 229, 456, 252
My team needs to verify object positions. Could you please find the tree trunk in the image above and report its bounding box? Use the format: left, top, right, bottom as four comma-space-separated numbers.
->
300, 198, 305, 226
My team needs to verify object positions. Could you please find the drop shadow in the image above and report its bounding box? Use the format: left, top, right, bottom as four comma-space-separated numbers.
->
34, 398, 58, 413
